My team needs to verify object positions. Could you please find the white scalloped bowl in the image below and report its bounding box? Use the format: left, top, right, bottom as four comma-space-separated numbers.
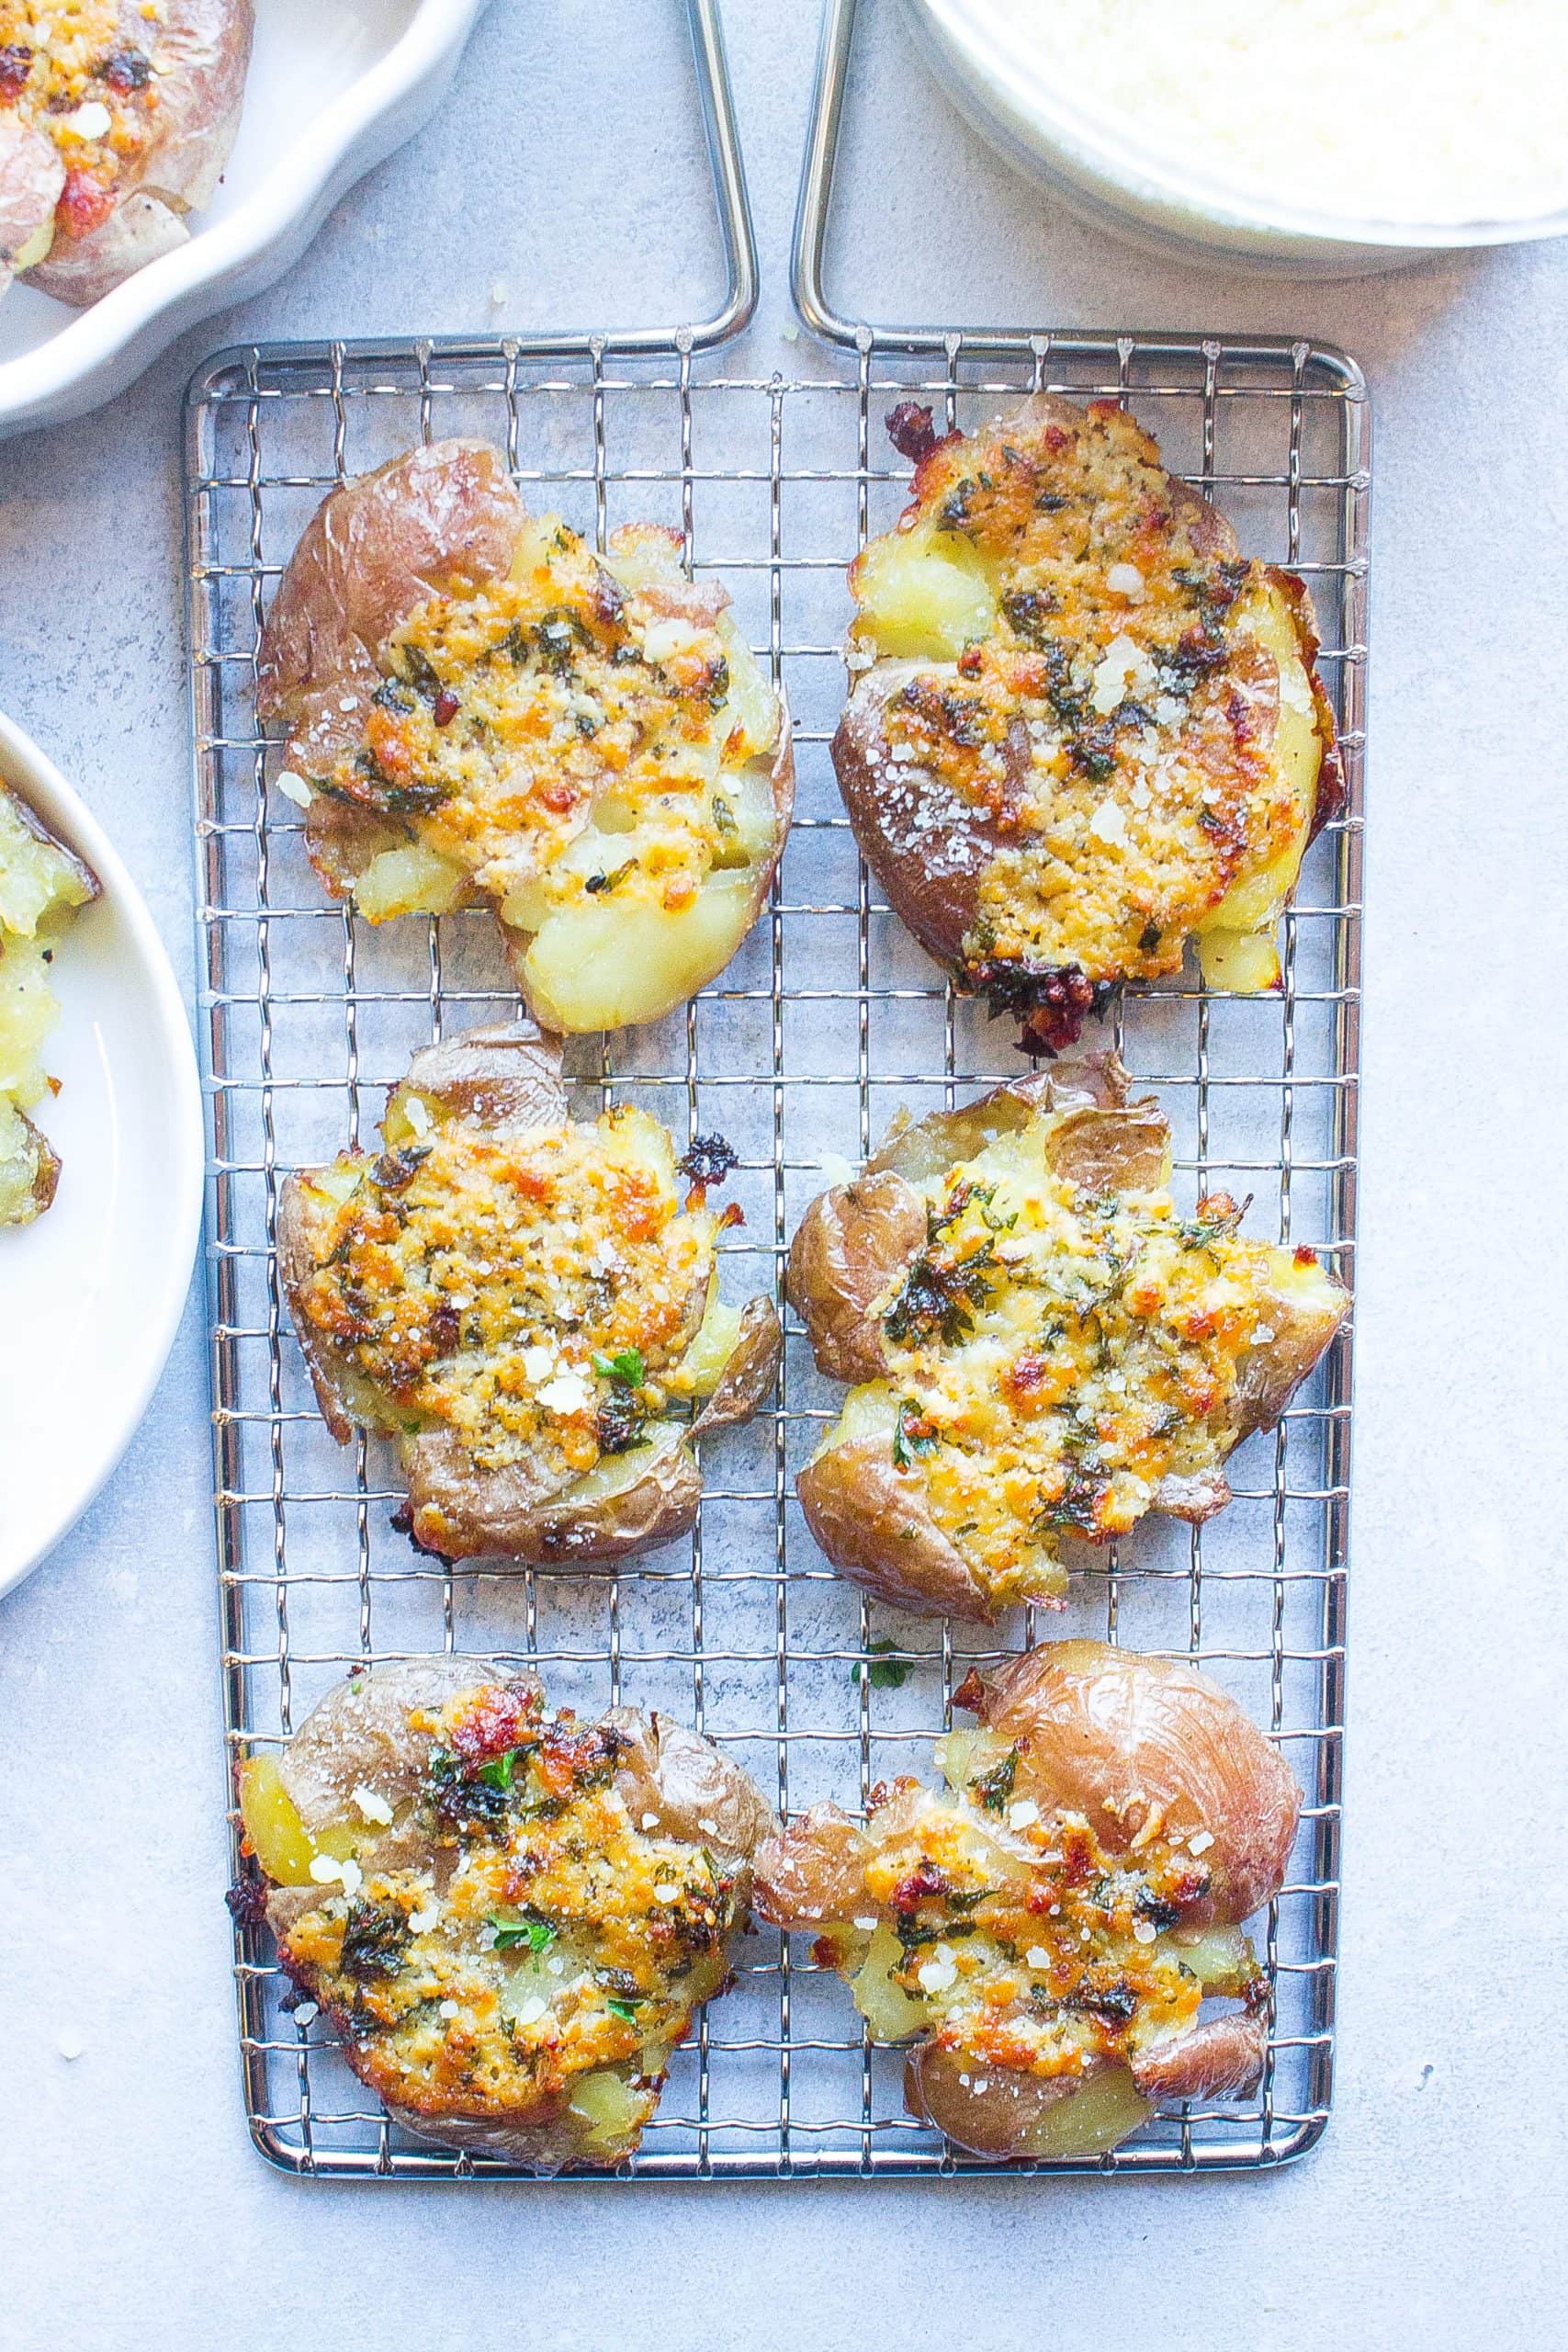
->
0, 0, 488, 438
906, 0, 1568, 276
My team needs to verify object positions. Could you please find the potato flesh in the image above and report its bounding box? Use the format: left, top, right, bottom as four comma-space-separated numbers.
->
353, 841, 468, 922
0, 790, 96, 1227
238, 1753, 362, 1886
518, 871, 759, 1034
852, 523, 997, 661
1016, 2066, 1153, 2159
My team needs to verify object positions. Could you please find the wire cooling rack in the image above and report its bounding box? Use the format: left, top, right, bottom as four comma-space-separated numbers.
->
184, 0, 1366, 2180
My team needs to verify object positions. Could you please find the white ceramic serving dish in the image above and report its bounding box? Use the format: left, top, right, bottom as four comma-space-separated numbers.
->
0, 0, 489, 439
0, 713, 203, 1600
904, 0, 1568, 277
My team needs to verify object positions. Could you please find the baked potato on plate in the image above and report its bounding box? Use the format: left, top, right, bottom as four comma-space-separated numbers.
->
756, 1639, 1299, 2162
834, 395, 1339, 1051
788, 1055, 1348, 1621
0, 768, 97, 1223
256, 439, 794, 1035
237, 1657, 775, 2171
279, 1020, 781, 1566
0, 2, 255, 307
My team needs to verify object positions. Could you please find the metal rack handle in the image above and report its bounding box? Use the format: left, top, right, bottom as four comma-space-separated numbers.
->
682, 0, 760, 348
792, 0, 867, 346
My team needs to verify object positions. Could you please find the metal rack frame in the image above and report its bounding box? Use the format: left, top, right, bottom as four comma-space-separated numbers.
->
186, 0, 1367, 2179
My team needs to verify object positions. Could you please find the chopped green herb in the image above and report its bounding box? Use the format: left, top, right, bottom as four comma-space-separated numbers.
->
891, 1398, 938, 1472
852, 1638, 909, 1692
489, 1911, 555, 1954
970, 1747, 1019, 1815
605, 1996, 642, 2020
592, 1347, 646, 1387
477, 1747, 525, 1792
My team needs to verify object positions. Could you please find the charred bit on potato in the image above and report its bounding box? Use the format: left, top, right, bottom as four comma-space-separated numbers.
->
755, 1640, 1300, 2162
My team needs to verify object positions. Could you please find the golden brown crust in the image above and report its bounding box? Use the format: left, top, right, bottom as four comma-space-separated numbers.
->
833, 394, 1338, 1025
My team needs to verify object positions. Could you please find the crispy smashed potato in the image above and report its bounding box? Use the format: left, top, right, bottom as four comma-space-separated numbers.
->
834, 396, 1338, 1051
0, 777, 97, 1225
788, 1055, 1348, 1620
278, 1021, 781, 1564
239, 1657, 775, 2171
256, 440, 793, 1034
1, 2, 255, 308
755, 1640, 1300, 2161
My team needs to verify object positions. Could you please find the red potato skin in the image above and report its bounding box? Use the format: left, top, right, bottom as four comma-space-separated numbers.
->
24, 0, 256, 306
0, 117, 62, 296
976, 1639, 1302, 1926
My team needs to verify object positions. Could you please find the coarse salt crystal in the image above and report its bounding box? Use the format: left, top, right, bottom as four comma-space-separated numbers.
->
655, 1884, 681, 1903
522, 1343, 556, 1384
510, 1995, 549, 2027
291, 2001, 319, 2027
351, 1784, 394, 1826
408, 1905, 440, 1934
276, 770, 313, 808
1107, 561, 1145, 602
402, 1093, 432, 1138
1133, 1919, 1158, 1944
537, 1370, 592, 1416
699, 1817, 718, 1835
917, 1944, 958, 1995
1007, 1799, 1041, 1830
853, 1916, 879, 1932
62, 102, 112, 140
1026, 1945, 1050, 1968
641, 1812, 660, 1830
1188, 1828, 1214, 1856
57, 2030, 85, 2062
972, 2079, 989, 2095
309, 1854, 363, 1897
439, 1999, 460, 2019
1252, 1325, 1275, 1345
1089, 797, 1129, 847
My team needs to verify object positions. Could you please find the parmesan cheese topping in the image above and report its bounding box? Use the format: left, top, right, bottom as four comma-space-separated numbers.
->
822, 1763, 1257, 2088
981, 0, 1568, 225
276, 1681, 748, 2157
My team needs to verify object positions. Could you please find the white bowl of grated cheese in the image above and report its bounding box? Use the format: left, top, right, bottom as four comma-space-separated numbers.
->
905, 0, 1568, 275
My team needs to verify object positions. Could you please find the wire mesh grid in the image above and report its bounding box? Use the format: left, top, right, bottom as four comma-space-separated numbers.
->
184, 322, 1365, 2179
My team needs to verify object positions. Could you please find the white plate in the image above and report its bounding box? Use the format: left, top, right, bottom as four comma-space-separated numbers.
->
0, 0, 488, 438
0, 713, 203, 1599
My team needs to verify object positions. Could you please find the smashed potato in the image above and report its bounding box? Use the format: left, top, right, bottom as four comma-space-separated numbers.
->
0, 2, 255, 308
256, 441, 793, 1034
834, 396, 1338, 1051
788, 1056, 1348, 1620
238, 1658, 774, 2171
755, 1641, 1299, 2162
0, 777, 97, 1225
278, 1021, 781, 1564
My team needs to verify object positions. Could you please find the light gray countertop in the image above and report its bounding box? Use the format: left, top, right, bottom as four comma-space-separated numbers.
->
1, 3, 1562, 2345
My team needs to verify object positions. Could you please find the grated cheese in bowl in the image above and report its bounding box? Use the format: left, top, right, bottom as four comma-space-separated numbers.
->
980, 0, 1568, 226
